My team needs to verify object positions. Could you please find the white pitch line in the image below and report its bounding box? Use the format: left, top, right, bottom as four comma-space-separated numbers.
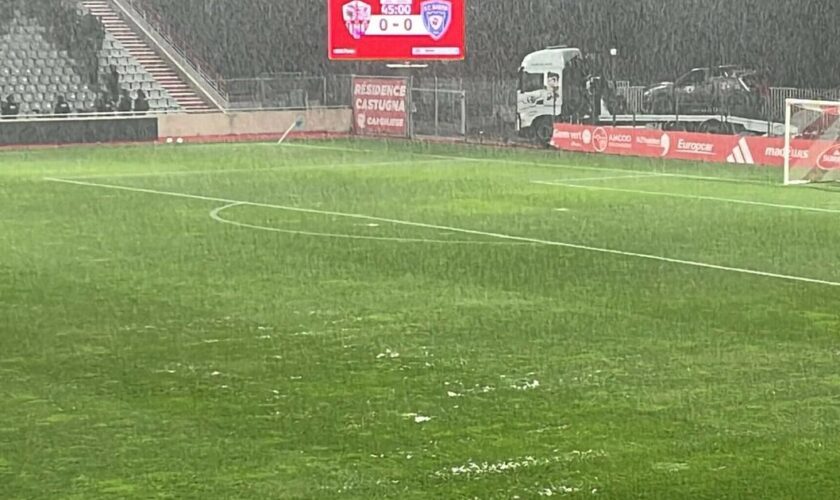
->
535, 181, 840, 214
418, 151, 774, 186
280, 142, 378, 153
62, 158, 448, 180
541, 173, 663, 183
210, 203, 533, 246
44, 176, 840, 287
185, 141, 776, 186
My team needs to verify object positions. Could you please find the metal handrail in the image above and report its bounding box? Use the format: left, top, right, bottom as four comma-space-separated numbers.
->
0, 104, 351, 123
122, 0, 228, 99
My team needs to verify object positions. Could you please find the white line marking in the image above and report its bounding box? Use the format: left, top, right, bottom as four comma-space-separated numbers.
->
210, 203, 532, 246
64, 158, 448, 180
281, 142, 378, 153
419, 152, 774, 185
172, 141, 774, 186
535, 181, 840, 214
44, 176, 840, 287
549, 173, 663, 183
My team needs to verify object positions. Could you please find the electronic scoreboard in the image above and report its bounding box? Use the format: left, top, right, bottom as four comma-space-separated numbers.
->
328, 0, 465, 60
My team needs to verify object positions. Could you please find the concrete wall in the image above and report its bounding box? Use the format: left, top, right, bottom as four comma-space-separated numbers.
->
157, 108, 352, 142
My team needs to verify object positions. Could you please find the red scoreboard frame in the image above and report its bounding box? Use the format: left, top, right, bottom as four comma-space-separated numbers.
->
328, 0, 465, 61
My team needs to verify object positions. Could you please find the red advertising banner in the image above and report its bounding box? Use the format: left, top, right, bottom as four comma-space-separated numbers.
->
352, 76, 409, 137
328, 0, 465, 60
550, 123, 840, 169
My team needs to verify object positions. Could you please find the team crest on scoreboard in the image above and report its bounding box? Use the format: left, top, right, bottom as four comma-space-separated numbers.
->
342, 0, 372, 40
420, 0, 452, 40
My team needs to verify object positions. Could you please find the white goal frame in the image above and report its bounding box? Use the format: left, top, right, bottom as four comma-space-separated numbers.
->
784, 97, 840, 185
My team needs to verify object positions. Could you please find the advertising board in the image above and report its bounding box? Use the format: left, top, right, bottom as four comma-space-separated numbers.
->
551, 123, 840, 168
352, 76, 410, 137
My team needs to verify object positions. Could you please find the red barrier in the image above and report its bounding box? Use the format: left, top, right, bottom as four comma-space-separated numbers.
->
550, 123, 840, 168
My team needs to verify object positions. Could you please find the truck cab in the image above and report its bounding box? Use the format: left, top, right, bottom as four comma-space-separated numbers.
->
516, 46, 583, 144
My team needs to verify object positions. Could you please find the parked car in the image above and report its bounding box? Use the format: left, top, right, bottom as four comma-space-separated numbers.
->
642, 65, 765, 116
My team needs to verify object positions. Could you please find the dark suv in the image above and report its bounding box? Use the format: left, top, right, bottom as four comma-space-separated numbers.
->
642, 65, 766, 116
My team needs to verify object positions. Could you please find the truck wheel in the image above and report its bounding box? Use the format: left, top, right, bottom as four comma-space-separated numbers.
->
533, 117, 554, 147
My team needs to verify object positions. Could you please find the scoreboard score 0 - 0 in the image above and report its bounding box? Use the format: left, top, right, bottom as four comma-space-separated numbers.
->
328, 0, 465, 61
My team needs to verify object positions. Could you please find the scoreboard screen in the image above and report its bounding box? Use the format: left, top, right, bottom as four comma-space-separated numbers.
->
328, 0, 465, 61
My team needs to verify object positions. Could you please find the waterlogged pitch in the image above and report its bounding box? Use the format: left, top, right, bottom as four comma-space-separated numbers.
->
2, 139, 840, 499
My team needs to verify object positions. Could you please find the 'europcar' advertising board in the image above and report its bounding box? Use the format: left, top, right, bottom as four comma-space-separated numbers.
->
328, 0, 465, 60
551, 123, 840, 169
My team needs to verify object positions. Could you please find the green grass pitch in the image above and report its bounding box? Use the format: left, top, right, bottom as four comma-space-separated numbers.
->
2, 139, 840, 499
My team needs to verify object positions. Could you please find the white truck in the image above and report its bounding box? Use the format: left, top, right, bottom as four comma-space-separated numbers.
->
516, 46, 785, 144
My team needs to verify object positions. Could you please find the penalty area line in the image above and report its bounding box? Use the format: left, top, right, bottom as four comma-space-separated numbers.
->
210, 203, 534, 246
534, 181, 840, 214
61, 158, 452, 180
43, 176, 840, 288
276, 143, 775, 186
536, 173, 663, 183
422, 152, 773, 185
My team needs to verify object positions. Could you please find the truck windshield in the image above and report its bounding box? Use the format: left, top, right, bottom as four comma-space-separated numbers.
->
518, 70, 544, 93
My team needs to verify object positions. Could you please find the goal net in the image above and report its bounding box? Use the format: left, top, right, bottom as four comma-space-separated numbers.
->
784, 98, 840, 185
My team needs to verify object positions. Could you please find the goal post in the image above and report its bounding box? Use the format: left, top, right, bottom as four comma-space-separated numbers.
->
784, 98, 840, 185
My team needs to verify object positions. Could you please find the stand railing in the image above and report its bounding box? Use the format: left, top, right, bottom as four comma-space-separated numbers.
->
120, 0, 228, 101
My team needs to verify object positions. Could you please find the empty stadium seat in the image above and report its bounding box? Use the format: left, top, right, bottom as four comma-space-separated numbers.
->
96, 32, 180, 111
0, 10, 179, 114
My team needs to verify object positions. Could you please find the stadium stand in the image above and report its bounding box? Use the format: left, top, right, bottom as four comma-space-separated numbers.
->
83, 0, 210, 111
1, 0, 834, 116
136, 0, 839, 88
0, 14, 98, 115
96, 32, 179, 111
0, 0, 205, 116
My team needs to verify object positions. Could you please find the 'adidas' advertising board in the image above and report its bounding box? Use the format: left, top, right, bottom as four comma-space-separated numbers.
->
551, 123, 840, 169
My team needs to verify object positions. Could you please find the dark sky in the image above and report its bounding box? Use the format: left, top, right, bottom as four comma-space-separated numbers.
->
145, 0, 840, 87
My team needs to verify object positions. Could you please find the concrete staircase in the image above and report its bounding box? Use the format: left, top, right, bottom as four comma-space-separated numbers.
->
82, 0, 212, 112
